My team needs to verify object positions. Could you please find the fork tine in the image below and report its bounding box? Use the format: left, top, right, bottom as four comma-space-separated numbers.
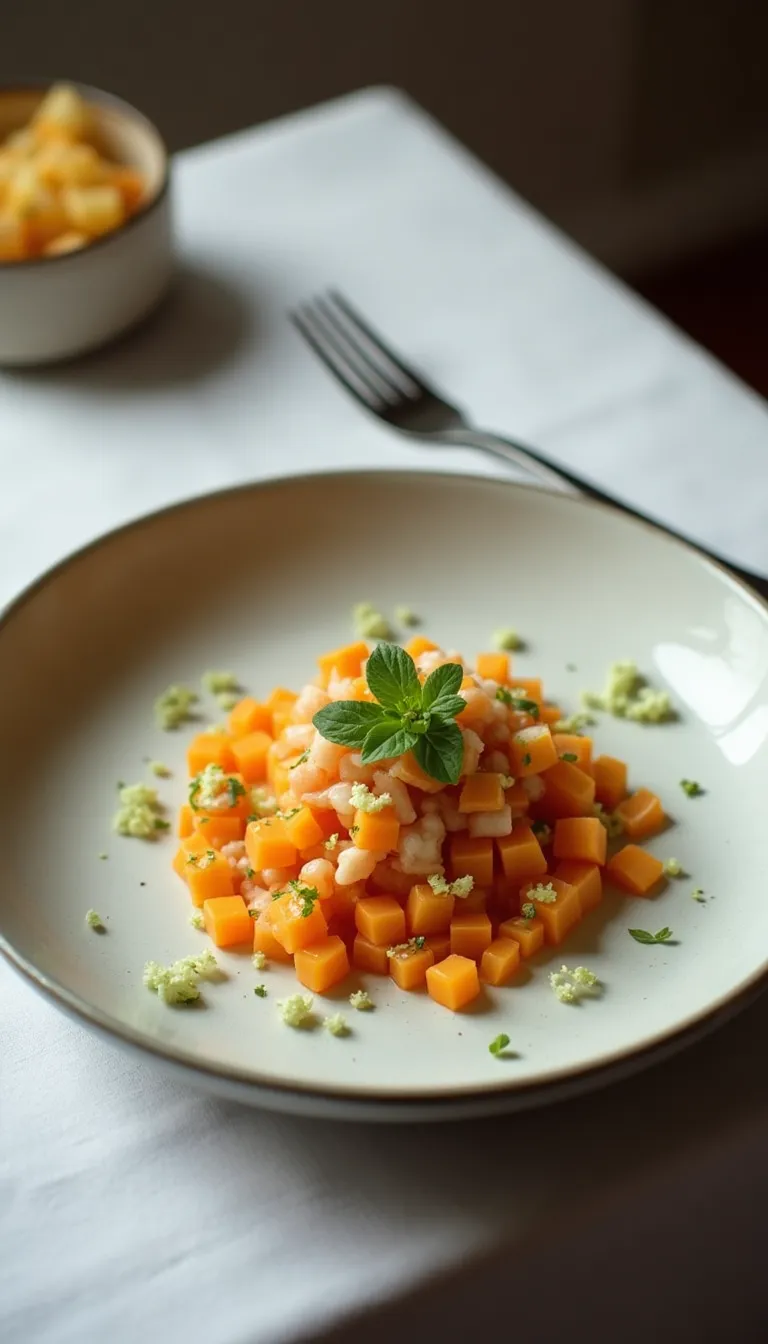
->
290, 306, 387, 413
327, 290, 425, 394
315, 296, 411, 402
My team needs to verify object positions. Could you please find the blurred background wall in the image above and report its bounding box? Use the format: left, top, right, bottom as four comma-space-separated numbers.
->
5, 0, 768, 274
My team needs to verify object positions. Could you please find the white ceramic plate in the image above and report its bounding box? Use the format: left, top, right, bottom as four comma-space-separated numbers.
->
2, 471, 767, 1121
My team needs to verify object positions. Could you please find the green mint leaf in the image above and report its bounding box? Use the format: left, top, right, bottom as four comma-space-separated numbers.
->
365, 642, 421, 712
489, 1033, 510, 1057
414, 719, 464, 785
360, 720, 419, 764
421, 661, 463, 710
629, 926, 674, 945
426, 694, 466, 722
313, 700, 386, 747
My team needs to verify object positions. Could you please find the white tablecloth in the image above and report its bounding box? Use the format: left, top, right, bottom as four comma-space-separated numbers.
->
2, 88, 767, 1344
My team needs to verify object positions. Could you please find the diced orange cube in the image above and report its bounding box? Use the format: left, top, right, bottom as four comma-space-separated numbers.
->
593, 755, 628, 810
496, 824, 547, 884
406, 883, 455, 935
540, 704, 564, 725
284, 805, 325, 851
553, 817, 607, 866
460, 887, 488, 913
352, 806, 400, 852
404, 635, 438, 659
267, 887, 328, 953
231, 730, 272, 784
294, 935, 350, 993
353, 933, 390, 974
245, 817, 298, 871
265, 687, 298, 734
355, 895, 407, 946
193, 813, 245, 849
498, 915, 545, 957
228, 696, 273, 739
553, 733, 593, 772
177, 803, 194, 838
511, 677, 543, 704
606, 844, 665, 895
175, 839, 235, 908
450, 911, 493, 960
509, 724, 558, 776
203, 894, 252, 947
554, 860, 603, 914
538, 760, 596, 819
187, 731, 237, 776
317, 640, 370, 685
504, 780, 530, 816
481, 937, 521, 986
426, 954, 480, 1010
476, 652, 509, 683
615, 788, 666, 840
523, 876, 581, 945
388, 942, 435, 990
449, 835, 494, 887
458, 772, 505, 813
424, 932, 451, 963
252, 913, 293, 962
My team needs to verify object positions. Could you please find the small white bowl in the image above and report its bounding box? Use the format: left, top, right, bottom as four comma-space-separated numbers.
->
0, 80, 173, 366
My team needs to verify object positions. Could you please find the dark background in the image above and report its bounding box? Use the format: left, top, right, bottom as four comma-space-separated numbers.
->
5, 0, 768, 390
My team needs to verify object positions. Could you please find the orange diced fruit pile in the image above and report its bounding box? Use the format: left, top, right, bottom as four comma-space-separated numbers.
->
169, 643, 672, 1011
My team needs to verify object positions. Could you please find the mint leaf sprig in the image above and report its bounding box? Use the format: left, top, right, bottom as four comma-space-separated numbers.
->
313, 643, 465, 785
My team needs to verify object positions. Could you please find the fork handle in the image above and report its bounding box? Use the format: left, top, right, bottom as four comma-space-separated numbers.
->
435, 426, 768, 601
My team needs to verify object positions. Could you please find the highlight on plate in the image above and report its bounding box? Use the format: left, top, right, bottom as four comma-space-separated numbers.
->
161, 637, 673, 1016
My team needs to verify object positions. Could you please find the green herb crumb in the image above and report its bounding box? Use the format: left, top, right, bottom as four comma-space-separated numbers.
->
252, 950, 267, 970
395, 605, 419, 627
560, 752, 579, 763
522, 753, 532, 766
85, 909, 105, 932
520, 901, 537, 920
428, 873, 474, 898
581, 661, 674, 723
680, 779, 703, 798
350, 782, 392, 813
143, 950, 218, 1005
353, 602, 393, 641
324, 1013, 349, 1037
277, 993, 314, 1028
98, 852, 108, 861
113, 782, 167, 840
691, 887, 706, 902
527, 882, 557, 905
531, 821, 552, 845
254, 984, 267, 998
149, 761, 171, 778
202, 671, 240, 695
552, 711, 594, 734
324, 833, 340, 852
154, 684, 198, 731
349, 989, 374, 1011
189, 912, 205, 930
663, 857, 684, 877
549, 964, 601, 1004
493, 628, 522, 652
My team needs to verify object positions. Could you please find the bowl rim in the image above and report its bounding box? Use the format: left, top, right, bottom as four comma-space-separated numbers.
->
0, 76, 170, 272
0, 466, 767, 1114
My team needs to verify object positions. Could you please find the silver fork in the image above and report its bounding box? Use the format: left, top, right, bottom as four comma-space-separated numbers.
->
291, 290, 768, 600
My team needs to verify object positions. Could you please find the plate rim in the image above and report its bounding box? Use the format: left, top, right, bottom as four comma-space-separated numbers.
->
2, 466, 767, 1109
